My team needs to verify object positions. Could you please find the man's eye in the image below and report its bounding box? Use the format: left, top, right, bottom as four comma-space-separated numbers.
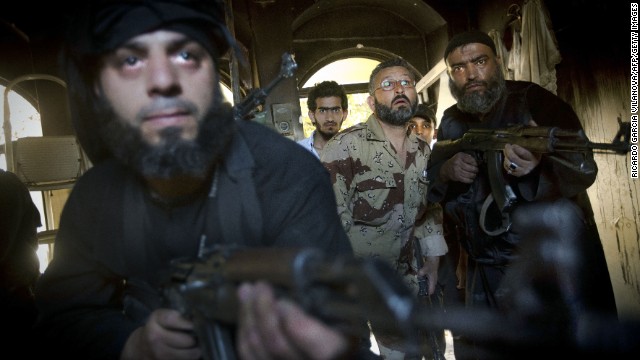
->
318, 109, 326, 113
381, 80, 392, 87
399, 80, 410, 86
178, 51, 194, 61
476, 59, 486, 65
123, 56, 139, 66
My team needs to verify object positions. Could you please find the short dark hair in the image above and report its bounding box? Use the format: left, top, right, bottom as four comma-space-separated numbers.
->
307, 81, 348, 111
413, 103, 437, 127
368, 57, 419, 95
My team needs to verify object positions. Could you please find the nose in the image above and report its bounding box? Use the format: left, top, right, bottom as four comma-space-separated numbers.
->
146, 55, 180, 96
466, 64, 479, 80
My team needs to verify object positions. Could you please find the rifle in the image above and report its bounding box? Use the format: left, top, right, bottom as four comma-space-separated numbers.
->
232, 52, 298, 121
429, 119, 631, 234
162, 245, 638, 359
412, 239, 446, 360
163, 246, 425, 360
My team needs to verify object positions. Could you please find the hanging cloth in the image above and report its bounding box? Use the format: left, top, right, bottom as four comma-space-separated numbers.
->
507, 26, 522, 81
515, 0, 561, 94
488, 29, 513, 80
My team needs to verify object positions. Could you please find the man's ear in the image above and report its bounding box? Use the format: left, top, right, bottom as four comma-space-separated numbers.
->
433, 128, 438, 140
308, 110, 315, 124
366, 95, 375, 112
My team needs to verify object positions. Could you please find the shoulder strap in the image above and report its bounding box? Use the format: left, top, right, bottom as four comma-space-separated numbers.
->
216, 131, 262, 247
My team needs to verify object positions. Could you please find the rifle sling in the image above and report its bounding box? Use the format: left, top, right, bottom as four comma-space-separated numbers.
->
479, 194, 511, 236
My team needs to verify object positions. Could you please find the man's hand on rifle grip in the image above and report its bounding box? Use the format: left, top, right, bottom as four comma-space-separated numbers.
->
439, 152, 479, 184
503, 144, 541, 177
236, 281, 350, 360
418, 256, 441, 295
121, 308, 201, 360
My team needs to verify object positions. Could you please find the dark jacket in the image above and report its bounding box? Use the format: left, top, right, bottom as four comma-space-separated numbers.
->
35, 120, 354, 359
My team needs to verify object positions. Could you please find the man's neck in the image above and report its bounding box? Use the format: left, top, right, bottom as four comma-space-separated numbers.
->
312, 131, 331, 151
376, 116, 409, 166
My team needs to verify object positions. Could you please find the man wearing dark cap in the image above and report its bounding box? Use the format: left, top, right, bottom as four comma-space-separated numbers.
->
34, 1, 364, 359
427, 30, 618, 358
407, 103, 437, 145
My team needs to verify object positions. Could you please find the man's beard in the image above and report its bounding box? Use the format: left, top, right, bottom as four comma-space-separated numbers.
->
450, 67, 506, 115
97, 95, 236, 179
374, 95, 417, 126
317, 122, 340, 141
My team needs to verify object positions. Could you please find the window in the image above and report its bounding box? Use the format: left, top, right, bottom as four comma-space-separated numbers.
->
1, 84, 49, 272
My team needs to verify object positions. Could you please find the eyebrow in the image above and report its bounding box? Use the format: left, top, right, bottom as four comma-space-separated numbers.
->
317, 106, 342, 110
449, 54, 489, 68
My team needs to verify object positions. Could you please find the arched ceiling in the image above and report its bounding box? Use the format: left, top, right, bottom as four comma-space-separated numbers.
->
293, 0, 445, 34
290, 0, 448, 90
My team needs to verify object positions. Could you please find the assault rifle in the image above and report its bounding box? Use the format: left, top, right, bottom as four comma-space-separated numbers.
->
232, 52, 298, 121
430, 119, 631, 234
163, 246, 425, 360
162, 245, 638, 359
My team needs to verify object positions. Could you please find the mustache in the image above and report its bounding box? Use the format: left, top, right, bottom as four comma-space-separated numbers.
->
136, 97, 198, 120
464, 80, 487, 89
392, 94, 411, 103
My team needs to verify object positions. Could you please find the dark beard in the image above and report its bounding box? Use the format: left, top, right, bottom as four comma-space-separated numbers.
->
97, 95, 236, 179
374, 95, 417, 126
450, 68, 506, 115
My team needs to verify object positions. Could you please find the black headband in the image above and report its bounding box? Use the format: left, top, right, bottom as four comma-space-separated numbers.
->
74, 0, 235, 59
444, 30, 497, 60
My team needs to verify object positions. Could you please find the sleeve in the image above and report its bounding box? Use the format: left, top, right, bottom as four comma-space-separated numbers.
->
0, 170, 41, 288
414, 202, 447, 257
0, 170, 40, 263
34, 170, 138, 359
426, 110, 472, 204
321, 136, 357, 235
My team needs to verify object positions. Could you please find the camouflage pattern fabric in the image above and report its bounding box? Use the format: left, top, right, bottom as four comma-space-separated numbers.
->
321, 114, 447, 293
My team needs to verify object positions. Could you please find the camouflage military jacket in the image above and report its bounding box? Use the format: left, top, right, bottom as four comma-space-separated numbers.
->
321, 114, 447, 276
